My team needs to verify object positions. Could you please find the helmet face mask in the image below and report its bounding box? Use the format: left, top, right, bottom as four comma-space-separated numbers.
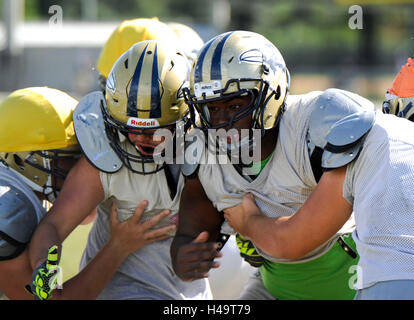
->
1, 148, 80, 202
102, 40, 190, 175
185, 80, 268, 131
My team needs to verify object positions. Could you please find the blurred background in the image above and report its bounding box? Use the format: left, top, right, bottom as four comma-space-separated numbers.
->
1, 0, 414, 108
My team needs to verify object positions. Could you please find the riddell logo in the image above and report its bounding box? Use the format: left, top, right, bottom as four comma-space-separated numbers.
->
127, 117, 160, 128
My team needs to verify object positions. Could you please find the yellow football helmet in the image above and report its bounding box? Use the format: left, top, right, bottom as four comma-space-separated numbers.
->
167, 22, 204, 65
97, 17, 179, 91
102, 40, 190, 174
184, 30, 290, 132
0, 87, 81, 201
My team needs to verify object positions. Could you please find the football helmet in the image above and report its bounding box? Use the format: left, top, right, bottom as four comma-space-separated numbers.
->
102, 40, 190, 174
382, 57, 414, 121
167, 22, 204, 65
0, 87, 81, 202
97, 17, 179, 91
184, 30, 290, 133
383, 96, 414, 121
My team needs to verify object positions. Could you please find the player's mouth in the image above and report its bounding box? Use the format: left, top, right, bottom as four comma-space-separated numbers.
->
136, 143, 156, 156
227, 132, 240, 145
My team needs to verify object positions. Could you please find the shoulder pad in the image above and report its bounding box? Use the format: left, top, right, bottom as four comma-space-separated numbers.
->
308, 88, 376, 169
181, 129, 205, 178
73, 91, 123, 173
0, 182, 37, 259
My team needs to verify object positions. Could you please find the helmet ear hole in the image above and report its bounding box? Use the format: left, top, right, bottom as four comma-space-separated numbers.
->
13, 154, 25, 170
275, 86, 281, 100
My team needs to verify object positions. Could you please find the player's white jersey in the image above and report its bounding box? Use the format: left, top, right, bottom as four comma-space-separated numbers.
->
80, 140, 212, 300
343, 112, 414, 289
197, 91, 356, 264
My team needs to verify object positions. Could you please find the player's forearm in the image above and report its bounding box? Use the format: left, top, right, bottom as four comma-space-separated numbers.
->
243, 214, 302, 260
28, 220, 63, 270
52, 239, 129, 300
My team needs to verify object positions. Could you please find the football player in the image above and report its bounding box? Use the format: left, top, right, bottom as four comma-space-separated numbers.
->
0, 87, 170, 299
171, 31, 363, 300
29, 41, 212, 300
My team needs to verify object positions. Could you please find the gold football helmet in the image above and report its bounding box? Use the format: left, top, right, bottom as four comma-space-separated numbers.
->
167, 22, 204, 65
0, 87, 81, 202
382, 57, 414, 121
97, 17, 179, 91
102, 40, 190, 174
383, 95, 414, 121
184, 30, 290, 132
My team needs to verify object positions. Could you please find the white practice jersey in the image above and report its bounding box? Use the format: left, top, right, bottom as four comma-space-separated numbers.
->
197, 91, 356, 264
80, 140, 211, 300
343, 112, 414, 289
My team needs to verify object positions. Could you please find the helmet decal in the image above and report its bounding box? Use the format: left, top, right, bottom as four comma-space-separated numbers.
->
238, 48, 264, 65
106, 72, 116, 94
149, 44, 162, 118
126, 117, 160, 128
127, 43, 149, 117
194, 37, 215, 83
211, 31, 234, 80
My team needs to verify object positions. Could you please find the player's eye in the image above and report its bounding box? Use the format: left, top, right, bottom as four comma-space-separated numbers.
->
208, 106, 219, 113
229, 104, 241, 111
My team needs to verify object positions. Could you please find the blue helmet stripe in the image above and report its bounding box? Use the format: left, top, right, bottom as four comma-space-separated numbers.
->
127, 43, 149, 117
194, 37, 215, 83
150, 44, 161, 118
211, 31, 233, 80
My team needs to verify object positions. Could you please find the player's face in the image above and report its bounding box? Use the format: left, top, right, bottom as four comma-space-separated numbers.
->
128, 130, 165, 156
205, 93, 253, 130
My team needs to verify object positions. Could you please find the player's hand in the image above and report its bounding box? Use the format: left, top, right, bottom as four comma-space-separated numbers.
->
25, 245, 60, 300
235, 234, 265, 268
174, 231, 222, 281
224, 193, 262, 237
108, 200, 176, 255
